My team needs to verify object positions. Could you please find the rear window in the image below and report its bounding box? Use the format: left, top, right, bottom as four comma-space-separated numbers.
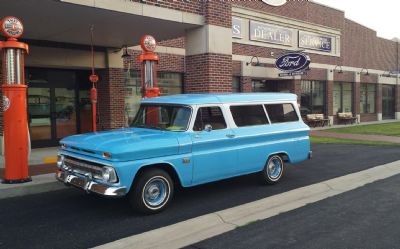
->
265, 103, 299, 123
230, 105, 268, 127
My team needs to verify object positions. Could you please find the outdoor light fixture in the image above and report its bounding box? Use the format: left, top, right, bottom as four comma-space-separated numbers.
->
331, 65, 343, 73
121, 45, 130, 59
358, 68, 369, 75
246, 56, 261, 66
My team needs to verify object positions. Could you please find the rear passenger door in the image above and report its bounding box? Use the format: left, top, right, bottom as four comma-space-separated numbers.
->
191, 106, 237, 184
230, 104, 271, 173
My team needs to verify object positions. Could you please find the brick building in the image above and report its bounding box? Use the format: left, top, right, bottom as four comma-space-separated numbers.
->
0, 0, 399, 149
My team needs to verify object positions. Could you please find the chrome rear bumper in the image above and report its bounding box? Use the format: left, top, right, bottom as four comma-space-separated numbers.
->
56, 170, 127, 197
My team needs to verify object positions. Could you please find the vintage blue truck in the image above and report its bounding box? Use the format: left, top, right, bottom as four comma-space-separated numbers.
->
56, 93, 311, 213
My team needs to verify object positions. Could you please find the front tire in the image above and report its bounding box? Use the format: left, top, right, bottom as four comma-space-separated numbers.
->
261, 155, 284, 184
128, 169, 174, 214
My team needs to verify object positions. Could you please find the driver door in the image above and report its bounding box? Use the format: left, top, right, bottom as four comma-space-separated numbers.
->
190, 105, 237, 184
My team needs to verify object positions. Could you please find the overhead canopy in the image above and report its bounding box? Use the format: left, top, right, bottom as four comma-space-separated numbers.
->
0, 0, 203, 48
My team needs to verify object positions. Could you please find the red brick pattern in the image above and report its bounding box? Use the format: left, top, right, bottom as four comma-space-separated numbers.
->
185, 53, 233, 93
302, 68, 327, 81
396, 85, 400, 112
235, 1, 344, 29
241, 77, 252, 92
232, 60, 242, 76
158, 37, 185, 48
97, 68, 125, 131
125, 49, 184, 73
130, 0, 202, 15
360, 113, 378, 122
326, 81, 334, 115
376, 84, 383, 114
204, 1, 232, 28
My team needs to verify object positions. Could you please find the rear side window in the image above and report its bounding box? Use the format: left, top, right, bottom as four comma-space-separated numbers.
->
230, 105, 268, 127
193, 106, 227, 131
265, 103, 299, 123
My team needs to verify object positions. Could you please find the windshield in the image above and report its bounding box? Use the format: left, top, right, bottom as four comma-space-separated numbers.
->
131, 104, 192, 131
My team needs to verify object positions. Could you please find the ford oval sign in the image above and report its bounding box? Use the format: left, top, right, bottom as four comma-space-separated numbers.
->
275, 52, 310, 72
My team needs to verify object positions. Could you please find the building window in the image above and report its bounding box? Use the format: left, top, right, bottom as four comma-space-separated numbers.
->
300, 80, 325, 116
230, 105, 268, 127
333, 82, 353, 114
232, 77, 241, 92
124, 71, 183, 126
360, 83, 376, 114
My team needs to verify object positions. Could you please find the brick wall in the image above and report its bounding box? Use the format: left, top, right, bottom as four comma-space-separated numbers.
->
97, 68, 125, 131
0, 58, 2, 136
302, 68, 328, 81
241, 77, 252, 92
130, 0, 202, 15
234, 1, 344, 30
185, 53, 233, 93
204, 1, 232, 28
158, 37, 185, 48
125, 49, 184, 73
232, 60, 241, 76
360, 113, 377, 122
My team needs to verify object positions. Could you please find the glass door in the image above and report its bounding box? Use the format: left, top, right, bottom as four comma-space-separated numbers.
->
55, 88, 77, 139
28, 88, 52, 142
382, 85, 395, 119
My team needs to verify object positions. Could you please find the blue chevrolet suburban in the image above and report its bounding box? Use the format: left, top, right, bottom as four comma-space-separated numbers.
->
56, 93, 311, 213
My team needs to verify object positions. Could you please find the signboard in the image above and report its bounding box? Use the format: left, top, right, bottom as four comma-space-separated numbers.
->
298, 31, 332, 52
261, 0, 287, 6
275, 52, 310, 77
232, 17, 242, 38
250, 20, 292, 46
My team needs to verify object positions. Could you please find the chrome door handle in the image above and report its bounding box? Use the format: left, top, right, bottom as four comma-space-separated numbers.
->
226, 134, 235, 138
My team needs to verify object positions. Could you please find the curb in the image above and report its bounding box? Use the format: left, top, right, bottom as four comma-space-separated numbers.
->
94, 160, 400, 249
0, 173, 65, 200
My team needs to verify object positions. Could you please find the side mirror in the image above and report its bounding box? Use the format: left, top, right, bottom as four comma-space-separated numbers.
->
204, 124, 212, 132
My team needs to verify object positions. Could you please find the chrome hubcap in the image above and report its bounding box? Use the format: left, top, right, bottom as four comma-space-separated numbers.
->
143, 177, 169, 207
267, 158, 282, 179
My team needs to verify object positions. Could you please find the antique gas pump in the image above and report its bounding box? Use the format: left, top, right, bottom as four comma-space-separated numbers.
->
138, 35, 160, 98
0, 16, 30, 183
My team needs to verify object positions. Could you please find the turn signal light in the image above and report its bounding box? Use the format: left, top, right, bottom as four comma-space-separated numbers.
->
103, 152, 112, 159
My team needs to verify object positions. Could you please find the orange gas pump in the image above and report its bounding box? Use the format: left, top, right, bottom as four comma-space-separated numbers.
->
0, 16, 30, 183
138, 35, 160, 98
138, 35, 160, 125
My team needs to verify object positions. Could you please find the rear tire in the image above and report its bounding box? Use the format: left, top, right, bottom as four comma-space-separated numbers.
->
261, 155, 284, 184
128, 169, 174, 214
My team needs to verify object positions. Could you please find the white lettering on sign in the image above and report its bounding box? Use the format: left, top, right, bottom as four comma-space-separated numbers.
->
279, 56, 301, 68
299, 31, 332, 52
3, 96, 10, 112
232, 17, 242, 38
250, 21, 292, 46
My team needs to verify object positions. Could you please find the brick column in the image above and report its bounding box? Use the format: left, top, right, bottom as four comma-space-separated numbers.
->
241, 77, 252, 92
326, 81, 334, 116
292, 79, 301, 104
185, 1, 232, 93
96, 49, 125, 131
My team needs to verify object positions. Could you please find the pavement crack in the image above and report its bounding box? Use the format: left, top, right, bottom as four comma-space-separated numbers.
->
214, 212, 238, 228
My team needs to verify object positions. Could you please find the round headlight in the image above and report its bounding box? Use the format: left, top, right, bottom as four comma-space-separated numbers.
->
57, 154, 65, 168
102, 166, 117, 183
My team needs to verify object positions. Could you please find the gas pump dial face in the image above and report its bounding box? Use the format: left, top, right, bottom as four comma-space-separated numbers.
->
0, 16, 24, 38
141, 35, 157, 52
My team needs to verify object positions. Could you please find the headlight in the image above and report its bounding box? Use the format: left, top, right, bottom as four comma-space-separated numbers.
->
57, 154, 65, 168
102, 166, 117, 183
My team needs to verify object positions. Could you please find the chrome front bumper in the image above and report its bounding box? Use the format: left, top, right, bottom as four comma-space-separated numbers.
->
56, 170, 127, 197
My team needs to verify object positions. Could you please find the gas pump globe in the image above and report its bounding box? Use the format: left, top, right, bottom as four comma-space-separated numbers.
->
0, 16, 30, 183
138, 35, 160, 98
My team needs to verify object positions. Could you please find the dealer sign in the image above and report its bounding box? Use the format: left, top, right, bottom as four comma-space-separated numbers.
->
275, 52, 310, 76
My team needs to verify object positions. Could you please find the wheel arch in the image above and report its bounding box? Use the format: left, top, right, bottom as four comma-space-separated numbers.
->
267, 151, 290, 163
133, 163, 182, 189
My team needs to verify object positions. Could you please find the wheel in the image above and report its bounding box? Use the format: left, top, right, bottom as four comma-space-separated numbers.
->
128, 169, 174, 214
261, 155, 284, 184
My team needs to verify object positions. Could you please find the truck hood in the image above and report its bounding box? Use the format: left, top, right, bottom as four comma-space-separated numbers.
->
60, 128, 180, 161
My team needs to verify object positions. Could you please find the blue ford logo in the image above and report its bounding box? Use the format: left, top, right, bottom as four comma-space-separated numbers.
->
275, 52, 310, 72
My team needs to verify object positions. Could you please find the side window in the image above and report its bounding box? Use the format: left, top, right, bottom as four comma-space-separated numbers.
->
265, 103, 299, 123
193, 106, 227, 131
230, 105, 268, 127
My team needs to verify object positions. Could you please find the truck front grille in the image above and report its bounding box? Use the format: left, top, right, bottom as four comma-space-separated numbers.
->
64, 156, 104, 178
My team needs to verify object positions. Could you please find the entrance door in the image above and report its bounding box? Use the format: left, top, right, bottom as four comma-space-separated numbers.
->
28, 87, 77, 147
382, 85, 395, 119
27, 68, 91, 147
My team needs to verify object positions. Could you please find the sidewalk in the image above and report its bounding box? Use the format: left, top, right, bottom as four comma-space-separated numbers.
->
310, 120, 400, 143
311, 130, 400, 143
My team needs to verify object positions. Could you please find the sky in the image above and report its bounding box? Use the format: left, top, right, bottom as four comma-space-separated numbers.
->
313, 0, 399, 40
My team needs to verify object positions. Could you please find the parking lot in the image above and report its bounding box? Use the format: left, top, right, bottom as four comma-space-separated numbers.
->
1, 143, 400, 249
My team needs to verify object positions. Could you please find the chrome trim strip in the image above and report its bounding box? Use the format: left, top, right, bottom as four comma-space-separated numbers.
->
59, 152, 113, 167
56, 170, 126, 197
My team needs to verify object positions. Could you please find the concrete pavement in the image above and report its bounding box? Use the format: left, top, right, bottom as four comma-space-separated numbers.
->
94, 159, 400, 249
